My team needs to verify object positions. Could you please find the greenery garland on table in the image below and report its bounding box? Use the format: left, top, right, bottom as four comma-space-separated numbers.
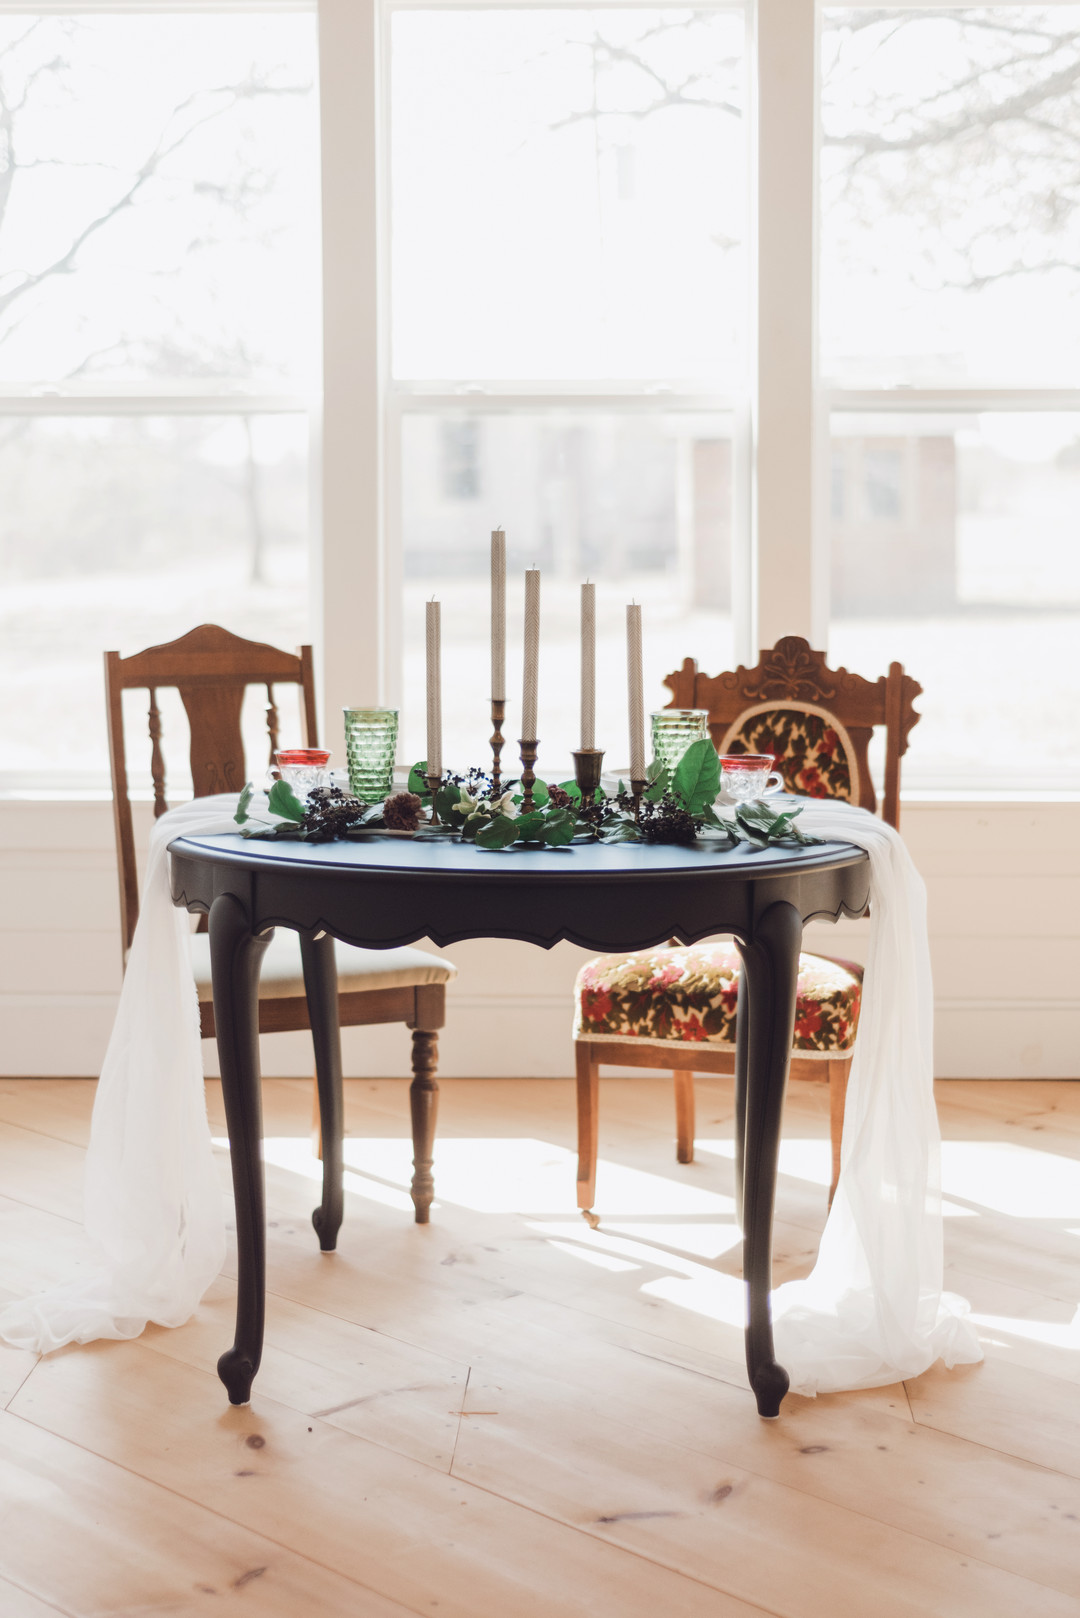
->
233, 740, 824, 852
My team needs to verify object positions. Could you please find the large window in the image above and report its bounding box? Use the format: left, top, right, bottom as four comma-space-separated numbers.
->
5, 1, 1078, 800
0, 7, 317, 792
822, 6, 1080, 790
389, 5, 747, 771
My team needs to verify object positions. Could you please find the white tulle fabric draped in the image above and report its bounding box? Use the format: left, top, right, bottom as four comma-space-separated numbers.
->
0, 796, 238, 1352
0, 793, 981, 1396
771, 799, 981, 1393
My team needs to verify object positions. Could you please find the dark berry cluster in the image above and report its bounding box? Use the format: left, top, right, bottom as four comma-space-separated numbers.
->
299, 785, 367, 842
630, 792, 699, 845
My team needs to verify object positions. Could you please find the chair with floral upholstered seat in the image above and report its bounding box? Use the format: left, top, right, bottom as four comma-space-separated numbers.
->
573, 635, 921, 1214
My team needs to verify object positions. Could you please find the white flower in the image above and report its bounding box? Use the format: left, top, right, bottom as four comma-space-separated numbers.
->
497, 791, 517, 818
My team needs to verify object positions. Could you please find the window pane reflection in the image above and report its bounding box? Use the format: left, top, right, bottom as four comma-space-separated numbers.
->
829, 413, 1080, 790
0, 415, 309, 792
400, 412, 734, 771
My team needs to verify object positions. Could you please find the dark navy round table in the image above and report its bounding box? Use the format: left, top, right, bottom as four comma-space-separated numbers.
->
169, 827, 870, 1416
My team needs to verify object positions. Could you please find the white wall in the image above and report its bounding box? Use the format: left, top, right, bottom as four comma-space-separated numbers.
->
1, 797, 1077, 1080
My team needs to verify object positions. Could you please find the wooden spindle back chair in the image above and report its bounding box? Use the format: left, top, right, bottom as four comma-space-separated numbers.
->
104, 623, 455, 1226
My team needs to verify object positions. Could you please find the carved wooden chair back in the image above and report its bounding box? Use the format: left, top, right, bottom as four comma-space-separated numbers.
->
662, 635, 922, 828
105, 623, 318, 953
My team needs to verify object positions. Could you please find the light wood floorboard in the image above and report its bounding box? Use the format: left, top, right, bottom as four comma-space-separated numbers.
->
1, 1075, 1079, 1615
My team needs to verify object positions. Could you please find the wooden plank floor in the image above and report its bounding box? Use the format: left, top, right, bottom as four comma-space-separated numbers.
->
1, 1074, 1079, 1617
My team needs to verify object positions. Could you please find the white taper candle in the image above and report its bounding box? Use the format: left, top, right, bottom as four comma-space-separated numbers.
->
580, 581, 596, 750
426, 599, 442, 781
491, 529, 506, 701
522, 568, 541, 739
627, 602, 645, 781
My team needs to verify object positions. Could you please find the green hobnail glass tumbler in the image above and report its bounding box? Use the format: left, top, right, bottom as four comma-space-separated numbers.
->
343, 707, 399, 803
650, 708, 711, 776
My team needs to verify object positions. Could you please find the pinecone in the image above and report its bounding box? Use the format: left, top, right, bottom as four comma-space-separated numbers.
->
548, 785, 572, 809
383, 791, 424, 831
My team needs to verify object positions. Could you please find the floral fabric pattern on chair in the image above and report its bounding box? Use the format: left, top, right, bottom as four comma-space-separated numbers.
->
720, 703, 855, 801
574, 943, 863, 1056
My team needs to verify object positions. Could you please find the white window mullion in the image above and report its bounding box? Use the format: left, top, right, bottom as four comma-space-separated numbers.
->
316, 0, 384, 752
753, 0, 822, 649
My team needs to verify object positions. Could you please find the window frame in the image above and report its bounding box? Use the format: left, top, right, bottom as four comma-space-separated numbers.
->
6, 0, 1080, 795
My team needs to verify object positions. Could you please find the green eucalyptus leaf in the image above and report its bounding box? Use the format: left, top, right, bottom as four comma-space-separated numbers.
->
475, 813, 521, 850
735, 801, 775, 831
557, 779, 583, 804
408, 761, 429, 795
530, 779, 550, 808
434, 782, 462, 821
643, 763, 670, 803
513, 812, 547, 841
671, 739, 721, 816
600, 819, 642, 843
543, 811, 576, 847
267, 779, 306, 822
234, 782, 254, 825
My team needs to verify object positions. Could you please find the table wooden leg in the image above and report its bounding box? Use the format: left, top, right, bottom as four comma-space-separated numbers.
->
209, 892, 272, 1406
733, 969, 749, 1213
736, 900, 802, 1419
300, 932, 344, 1252
409, 1030, 439, 1223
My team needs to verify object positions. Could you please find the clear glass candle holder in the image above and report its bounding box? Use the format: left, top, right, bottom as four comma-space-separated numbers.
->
650, 708, 711, 776
343, 707, 399, 803
274, 749, 331, 795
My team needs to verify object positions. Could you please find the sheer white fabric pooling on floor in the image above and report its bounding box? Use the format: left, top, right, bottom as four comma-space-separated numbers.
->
0, 794, 982, 1397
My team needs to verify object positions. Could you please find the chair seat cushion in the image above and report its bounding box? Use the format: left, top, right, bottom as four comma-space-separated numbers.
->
574, 943, 862, 1057
189, 931, 456, 1001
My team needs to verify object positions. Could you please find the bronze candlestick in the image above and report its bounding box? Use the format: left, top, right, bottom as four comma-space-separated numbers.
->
572, 748, 605, 805
630, 776, 649, 820
518, 738, 539, 814
426, 770, 442, 826
490, 698, 506, 795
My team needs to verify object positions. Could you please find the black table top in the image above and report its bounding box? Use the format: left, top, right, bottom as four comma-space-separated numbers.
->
169, 826, 868, 886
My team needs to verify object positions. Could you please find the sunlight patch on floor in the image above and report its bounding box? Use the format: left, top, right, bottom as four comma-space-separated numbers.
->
235, 1135, 737, 1219
940, 1142, 1080, 1219
696, 1135, 832, 1187
969, 1303, 1080, 1352
527, 1220, 741, 1275
226, 1136, 418, 1213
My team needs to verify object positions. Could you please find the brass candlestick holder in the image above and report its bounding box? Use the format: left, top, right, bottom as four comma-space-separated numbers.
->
572, 748, 605, 804
518, 738, 539, 813
630, 775, 649, 820
490, 698, 506, 795
426, 770, 442, 825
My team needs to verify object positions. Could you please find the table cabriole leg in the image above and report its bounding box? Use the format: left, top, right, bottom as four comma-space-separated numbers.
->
208, 892, 272, 1406
733, 968, 749, 1212
736, 899, 802, 1419
300, 932, 344, 1252
409, 1030, 439, 1223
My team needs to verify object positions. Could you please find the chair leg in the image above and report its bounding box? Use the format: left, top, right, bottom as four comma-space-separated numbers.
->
827, 1058, 850, 1208
673, 1069, 695, 1164
575, 1041, 600, 1217
409, 1029, 440, 1224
